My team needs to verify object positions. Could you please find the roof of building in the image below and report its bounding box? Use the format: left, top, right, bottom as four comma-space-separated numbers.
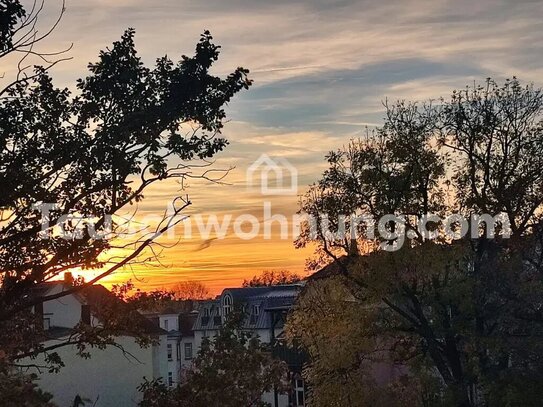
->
179, 312, 198, 336
192, 284, 303, 331
37, 281, 166, 335
192, 299, 222, 331
222, 284, 302, 300
306, 255, 353, 281
81, 284, 167, 335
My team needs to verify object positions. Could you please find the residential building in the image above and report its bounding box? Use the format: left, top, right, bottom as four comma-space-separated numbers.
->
20, 281, 307, 406
19, 281, 169, 407
191, 284, 307, 407
145, 308, 198, 386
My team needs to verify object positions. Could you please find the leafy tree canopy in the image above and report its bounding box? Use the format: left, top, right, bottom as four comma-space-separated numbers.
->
290, 78, 543, 407
0, 0, 251, 401
139, 313, 287, 407
243, 270, 303, 287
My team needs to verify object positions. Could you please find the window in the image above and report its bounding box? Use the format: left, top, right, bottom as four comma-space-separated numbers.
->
202, 308, 210, 326
223, 294, 232, 316
293, 378, 305, 406
184, 342, 193, 360
249, 304, 260, 325
43, 318, 51, 331
168, 372, 173, 387
164, 319, 169, 331
167, 344, 173, 361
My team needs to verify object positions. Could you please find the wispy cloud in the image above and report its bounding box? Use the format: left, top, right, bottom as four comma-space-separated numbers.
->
12, 0, 543, 292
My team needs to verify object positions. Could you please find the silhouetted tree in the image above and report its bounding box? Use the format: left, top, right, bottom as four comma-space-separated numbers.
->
243, 270, 302, 287
0, 369, 55, 406
172, 281, 211, 300
0, 0, 251, 390
139, 313, 287, 407
290, 78, 543, 406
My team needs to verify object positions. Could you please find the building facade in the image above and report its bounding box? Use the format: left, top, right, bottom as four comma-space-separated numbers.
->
190, 284, 307, 407
20, 281, 169, 407
21, 282, 307, 406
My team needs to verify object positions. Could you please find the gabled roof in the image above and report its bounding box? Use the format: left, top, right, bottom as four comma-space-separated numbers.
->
307, 255, 353, 281
79, 285, 167, 335
31, 280, 69, 298
36, 281, 166, 335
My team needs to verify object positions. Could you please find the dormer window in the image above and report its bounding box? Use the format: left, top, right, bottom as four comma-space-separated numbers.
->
201, 308, 210, 326
223, 294, 233, 316
252, 304, 260, 316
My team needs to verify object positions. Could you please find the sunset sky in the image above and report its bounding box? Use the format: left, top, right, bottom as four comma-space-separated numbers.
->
7, 0, 543, 294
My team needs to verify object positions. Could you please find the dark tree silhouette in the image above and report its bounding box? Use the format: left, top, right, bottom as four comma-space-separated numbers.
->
243, 270, 302, 287
291, 78, 543, 407
172, 281, 211, 300
0, 0, 251, 386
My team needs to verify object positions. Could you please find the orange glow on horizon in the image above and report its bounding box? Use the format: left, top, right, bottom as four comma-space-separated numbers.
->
71, 238, 313, 296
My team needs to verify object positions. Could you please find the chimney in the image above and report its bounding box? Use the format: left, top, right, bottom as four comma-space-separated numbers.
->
64, 272, 74, 286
